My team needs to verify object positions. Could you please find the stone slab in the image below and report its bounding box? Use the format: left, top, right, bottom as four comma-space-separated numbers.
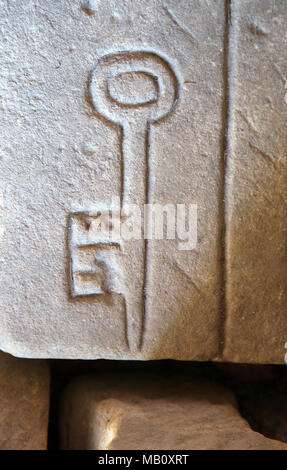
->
0, 352, 50, 450
60, 373, 287, 450
0, 0, 225, 359
224, 0, 287, 363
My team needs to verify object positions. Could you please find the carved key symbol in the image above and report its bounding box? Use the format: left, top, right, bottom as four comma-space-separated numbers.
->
90, 49, 181, 209
89, 49, 182, 351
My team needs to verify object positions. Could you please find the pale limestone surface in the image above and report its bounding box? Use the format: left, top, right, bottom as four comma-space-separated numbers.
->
0, 0, 224, 359
2, 0, 287, 363
0, 352, 49, 450
224, 0, 287, 363
60, 374, 287, 450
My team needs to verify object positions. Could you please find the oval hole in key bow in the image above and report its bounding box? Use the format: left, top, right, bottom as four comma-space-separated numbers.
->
107, 70, 160, 107
89, 50, 182, 125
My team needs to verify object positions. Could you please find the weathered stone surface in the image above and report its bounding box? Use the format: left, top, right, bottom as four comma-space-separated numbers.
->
3, 0, 286, 363
60, 373, 287, 450
0, 352, 50, 450
0, 0, 225, 359
224, 0, 287, 363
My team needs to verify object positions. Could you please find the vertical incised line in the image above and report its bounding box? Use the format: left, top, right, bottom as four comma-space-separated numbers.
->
139, 122, 151, 351
219, 0, 237, 358
120, 124, 126, 210
122, 295, 130, 351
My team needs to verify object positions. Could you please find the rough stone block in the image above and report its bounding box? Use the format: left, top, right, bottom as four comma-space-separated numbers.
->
2, 0, 286, 363
224, 0, 287, 363
60, 373, 287, 450
0, 0, 225, 359
0, 352, 50, 450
